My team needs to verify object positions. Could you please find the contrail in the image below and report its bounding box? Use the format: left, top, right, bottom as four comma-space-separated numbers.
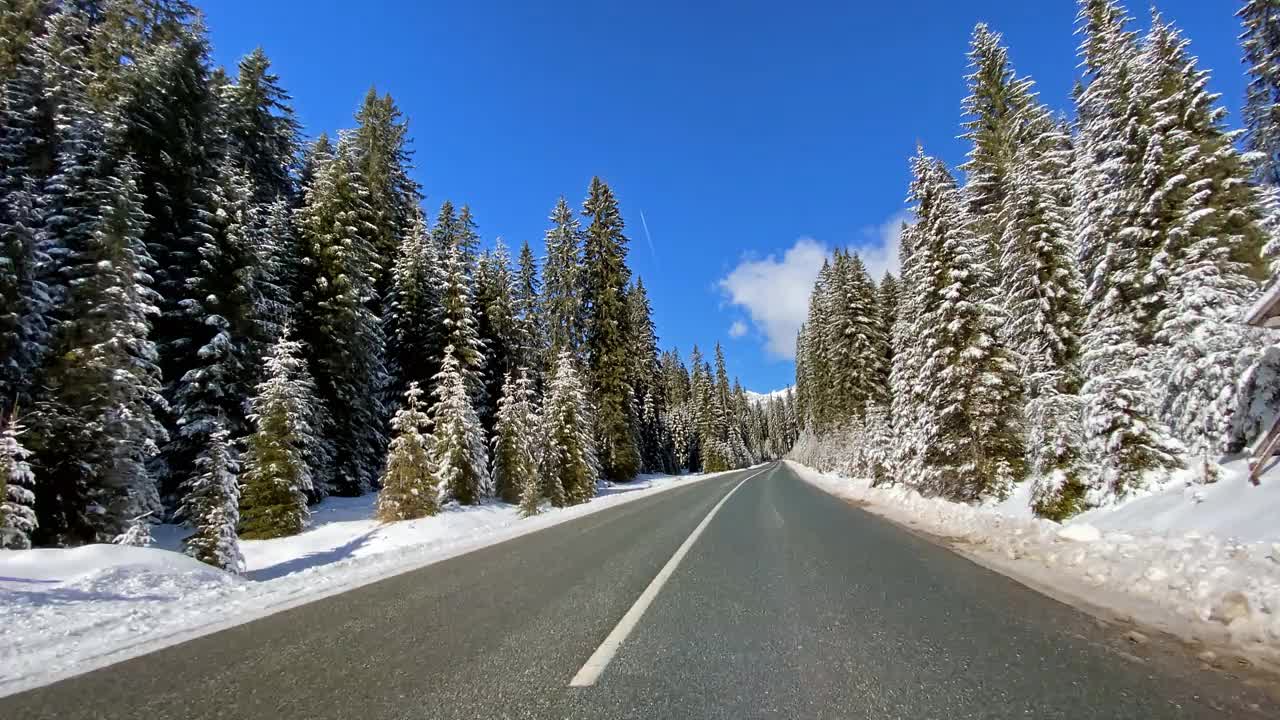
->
639, 209, 659, 268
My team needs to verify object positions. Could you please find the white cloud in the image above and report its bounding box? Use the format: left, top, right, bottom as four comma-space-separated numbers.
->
718, 212, 912, 361
718, 237, 829, 359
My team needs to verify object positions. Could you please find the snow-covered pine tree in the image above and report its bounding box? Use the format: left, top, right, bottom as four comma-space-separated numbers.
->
1136, 15, 1271, 455
297, 133, 334, 200
792, 326, 811, 432
999, 115, 1083, 395
801, 261, 833, 431
119, 27, 222, 439
0, 27, 56, 417
581, 177, 640, 481
385, 212, 440, 402
239, 328, 318, 539
0, 0, 45, 83
822, 251, 883, 427
456, 205, 481, 276
475, 241, 519, 435
962, 25, 1085, 398
376, 381, 438, 521
435, 231, 487, 401
542, 351, 598, 505
877, 271, 898, 388
179, 421, 243, 572
543, 196, 584, 365
431, 200, 460, 264
627, 278, 674, 473
294, 135, 388, 496
911, 152, 1024, 501
688, 346, 714, 470
1240, 0, 1280, 188
960, 24, 1040, 244
1073, 0, 1184, 503
112, 513, 154, 547
0, 411, 36, 549
29, 97, 167, 544
219, 48, 300, 205
513, 240, 546, 381
162, 160, 280, 504
889, 218, 931, 483
431, 346, 491, 505
492, 370, 538, 504
352, 88, 420, 295
517, 468, 542, 517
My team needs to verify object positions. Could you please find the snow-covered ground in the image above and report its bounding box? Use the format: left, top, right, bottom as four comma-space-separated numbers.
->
788, 459, 1280, 664
0, 470, 725, 696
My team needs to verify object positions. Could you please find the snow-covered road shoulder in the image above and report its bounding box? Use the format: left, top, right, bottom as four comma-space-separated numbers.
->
0, 469, 732, 697
787, 460, 1280, 667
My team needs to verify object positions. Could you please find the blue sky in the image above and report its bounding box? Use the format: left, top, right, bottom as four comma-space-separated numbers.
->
202, 0, 1248, 392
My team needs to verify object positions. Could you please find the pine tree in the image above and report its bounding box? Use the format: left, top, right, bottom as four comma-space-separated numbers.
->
112, 513, 154, 547
0, 40, 53, 416
352, 87, 420, 300
543, 196, 584, 363
220, 47, 300, 204
294, 137, 387, 496
542, 351, 598, 505
0, 411, 36, 549
435, 234, 486, 400
431, 200, 460, 262
161, 161, 279, 503
889, 221, 930, 483
492, 370, 538, 504
513, 240, 546, 379
877, 272, 898, 388
120, 26, 222, 404
911, 152, 1024, 501
627, 279, 673, 473
475, 242, 519, 435
821, 251, 883, 426
1137, 15, 1270, 455
297, 133, 334, 199
29, 115, 167, 544
239, 329, 317, 539
802, 261, 833, 430
0, 0, 46, 84
385, 213, 440, 401
376, 382, 439, 521
430, 347, 491, 505
179, 422, 243, 572
581, 177, 640, 481
1240, 0, 1280, 188
1073, 0, 1185, 502
961, 24, 1040, 235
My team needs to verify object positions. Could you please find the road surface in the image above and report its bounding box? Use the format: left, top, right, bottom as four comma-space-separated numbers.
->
3, 462, 1276, 719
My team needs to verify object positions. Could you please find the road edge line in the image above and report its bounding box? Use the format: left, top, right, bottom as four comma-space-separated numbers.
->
567, 463, 771, 687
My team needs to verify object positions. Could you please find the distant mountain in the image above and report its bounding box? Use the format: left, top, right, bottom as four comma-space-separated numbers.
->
745, 387, 792, 405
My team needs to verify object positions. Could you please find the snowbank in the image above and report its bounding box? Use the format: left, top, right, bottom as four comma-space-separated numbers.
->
788, 460, 1280, 662
0, 470, 725, 696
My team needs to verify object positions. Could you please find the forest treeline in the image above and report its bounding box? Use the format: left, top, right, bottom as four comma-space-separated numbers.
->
791, 0, 1280, 520
0, 0, 798, 567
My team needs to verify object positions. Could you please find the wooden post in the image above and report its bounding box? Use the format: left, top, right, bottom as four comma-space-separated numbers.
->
1248, 416, 1280, 485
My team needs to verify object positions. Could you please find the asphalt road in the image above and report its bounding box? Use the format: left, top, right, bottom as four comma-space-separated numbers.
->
4, 462, 1277, 719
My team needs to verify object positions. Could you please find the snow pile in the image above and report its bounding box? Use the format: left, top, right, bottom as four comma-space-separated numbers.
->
789, 460, 1280, 659
0, 470, 721, 694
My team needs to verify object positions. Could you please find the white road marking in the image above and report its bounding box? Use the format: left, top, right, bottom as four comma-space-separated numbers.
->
567, 464, 771, 687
